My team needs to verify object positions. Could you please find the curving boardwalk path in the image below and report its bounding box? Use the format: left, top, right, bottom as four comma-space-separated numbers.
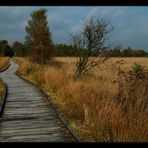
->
0, 59, 76, 142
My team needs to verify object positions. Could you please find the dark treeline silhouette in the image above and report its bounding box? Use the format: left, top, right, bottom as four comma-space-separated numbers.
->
0, 41, 148, 58
0, 40, 29, 57
0, 40, 14, 57
109, 46, 148, 57
12, 41, 29, 57
55, 44, 148, 57
55, 44, 80, 56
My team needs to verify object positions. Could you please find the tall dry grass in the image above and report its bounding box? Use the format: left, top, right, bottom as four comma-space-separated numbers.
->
0, 79, 4, 105
15, 57, 148, 142
0, 57, 9, 104
0, 57, 9, 71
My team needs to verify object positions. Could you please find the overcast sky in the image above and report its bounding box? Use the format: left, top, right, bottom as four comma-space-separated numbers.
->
0, 6, 148, 51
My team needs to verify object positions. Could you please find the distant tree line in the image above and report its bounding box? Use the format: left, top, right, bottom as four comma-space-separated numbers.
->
0, 41, 148, 57
0, 40, 30, 57
54, 44, 80, 56
12, 41, 28, 56
108, 46, 148, 57
0, 40, 13, 57
55, 44, 148, 57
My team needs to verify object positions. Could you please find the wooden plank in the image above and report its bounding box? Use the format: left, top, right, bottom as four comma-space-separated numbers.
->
0, 121, 60, 130
0, 134, 69, 142
6, 99, 43, 103
0, 127, 62, 136
3, 113, 55, 119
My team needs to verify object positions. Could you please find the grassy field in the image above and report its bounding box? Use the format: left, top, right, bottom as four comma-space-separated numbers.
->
0, 57, 9, 71
0, 57, 9, 105
15, 57, 148, 142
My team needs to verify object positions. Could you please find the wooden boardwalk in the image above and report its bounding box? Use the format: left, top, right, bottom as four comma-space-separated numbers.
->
0, 59, 76, 142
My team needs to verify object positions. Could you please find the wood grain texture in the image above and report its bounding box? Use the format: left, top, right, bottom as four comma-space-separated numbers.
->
0, 59, 76, 142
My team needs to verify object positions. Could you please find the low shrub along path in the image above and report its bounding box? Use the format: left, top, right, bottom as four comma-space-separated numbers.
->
0, 59, 76, 142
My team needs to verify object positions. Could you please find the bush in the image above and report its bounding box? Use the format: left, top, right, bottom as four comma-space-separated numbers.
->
25, 64, 39, 75
131, 63, 148, 80
32, 76, 43, 86
116, 63, 148, 115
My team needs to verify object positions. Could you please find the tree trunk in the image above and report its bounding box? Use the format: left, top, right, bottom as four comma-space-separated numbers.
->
40, 42, 44, 65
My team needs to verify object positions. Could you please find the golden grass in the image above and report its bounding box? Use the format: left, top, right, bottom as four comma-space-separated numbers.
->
0, 79, 4, 105
0, 57, 9, 71
0, 57, 9, 105
15, 57, 148, 142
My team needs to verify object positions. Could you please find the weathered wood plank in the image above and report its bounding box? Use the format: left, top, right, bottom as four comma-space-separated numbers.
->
0, 127, 62, 136
0, 134, 68, 142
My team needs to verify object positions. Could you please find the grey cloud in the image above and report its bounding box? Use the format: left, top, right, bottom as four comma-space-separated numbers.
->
85, 7, 148, 50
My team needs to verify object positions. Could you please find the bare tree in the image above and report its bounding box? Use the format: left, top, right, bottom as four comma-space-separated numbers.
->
69, 17, 113, 78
